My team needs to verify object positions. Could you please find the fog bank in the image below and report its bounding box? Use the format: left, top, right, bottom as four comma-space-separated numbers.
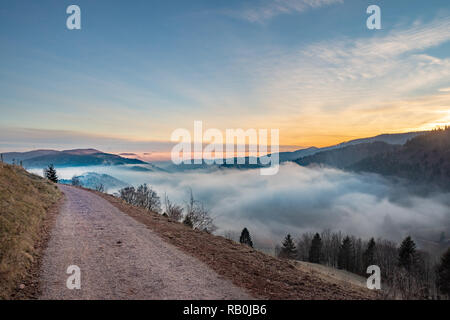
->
31, 163, 450, 251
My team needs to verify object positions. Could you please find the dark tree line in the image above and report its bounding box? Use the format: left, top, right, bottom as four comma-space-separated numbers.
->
274, 229, 449, 299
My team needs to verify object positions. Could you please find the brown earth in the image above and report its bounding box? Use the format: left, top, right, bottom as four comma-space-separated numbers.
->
95, 190, 377, 300
39, 185, 252, 300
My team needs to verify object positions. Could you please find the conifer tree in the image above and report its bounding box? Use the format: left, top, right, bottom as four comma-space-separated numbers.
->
398, 236, 416, 271
308, 233, 322, 263
338, 236, 354, 271
280, 234, 297, 259
239, 228, 253, 248
44, 164, 58, 183
363, 238, 376, 269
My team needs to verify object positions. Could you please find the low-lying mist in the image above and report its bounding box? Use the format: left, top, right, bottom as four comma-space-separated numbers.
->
30, 163, 450, 251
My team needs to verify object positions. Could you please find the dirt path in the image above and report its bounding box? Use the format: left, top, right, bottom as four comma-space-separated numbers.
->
39, 185, 252, 300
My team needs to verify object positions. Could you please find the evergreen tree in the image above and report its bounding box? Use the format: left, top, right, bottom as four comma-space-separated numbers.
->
437, 248, 450, 295
280, 234, 297, 259
308, 233, 322, 263
239, 228, 253, 248
363, 238, 376, 269
398, 236, 416, 271
338, 236, 354, 271
44, 164, 58, 183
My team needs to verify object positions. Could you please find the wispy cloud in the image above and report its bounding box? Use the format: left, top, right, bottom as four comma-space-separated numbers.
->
0, 127, 175, 156
232, 17, 450, 144
230, 0, 343, 23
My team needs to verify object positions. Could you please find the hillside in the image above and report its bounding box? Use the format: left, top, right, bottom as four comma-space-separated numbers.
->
95, 190, 376, 299
330, 131, 425, 149
167, 131, 425, 171
1, 149, 147, 168
0, 163, 377, 300
293, 128, 450, 190
0, 163, 61, 299
295, 141, 400, 169
351, 128, 450, 190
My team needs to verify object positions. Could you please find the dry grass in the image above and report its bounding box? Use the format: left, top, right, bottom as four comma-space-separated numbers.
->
94, 190, 377, 300
0, 163, 61, 299
293, 261, 369, 289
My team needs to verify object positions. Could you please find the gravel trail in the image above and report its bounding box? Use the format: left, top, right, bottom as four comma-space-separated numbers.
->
39, 185, 252, 300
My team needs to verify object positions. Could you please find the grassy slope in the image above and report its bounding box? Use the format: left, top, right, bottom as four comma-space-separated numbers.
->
94, 190, 376, 300
0, 163, 61, 299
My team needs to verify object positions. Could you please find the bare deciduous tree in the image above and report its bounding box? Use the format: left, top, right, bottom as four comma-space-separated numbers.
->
184, 189, 216, 233
95, 183, 105, 193
163, 193, 183, 221
118, 184, 161, 213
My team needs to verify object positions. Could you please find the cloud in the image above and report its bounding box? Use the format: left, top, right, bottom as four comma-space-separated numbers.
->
247, 18, 450, 102
230, 0, 344, 23
233, 17, 450, 144
41, 163, 450, 251
2, 12, 449, 150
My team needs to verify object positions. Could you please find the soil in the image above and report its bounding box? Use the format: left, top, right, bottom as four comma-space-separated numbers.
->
95, 190, 377, 300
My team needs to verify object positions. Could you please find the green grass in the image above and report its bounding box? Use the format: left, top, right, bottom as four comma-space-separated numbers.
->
0, 163, 61, 299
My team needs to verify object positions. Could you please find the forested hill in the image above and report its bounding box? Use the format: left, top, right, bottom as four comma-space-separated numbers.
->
295, 141, 400, 169
350, 127, 450, 189
1, 149, 147, 168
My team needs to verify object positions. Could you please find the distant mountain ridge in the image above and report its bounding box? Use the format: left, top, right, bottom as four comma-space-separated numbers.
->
1, 149, 147, 168
350, 128, 450, 189
296, 141, 400, 169
326, 132, 426, 149
206, 131, 427, 170
0, 131, 428, 172
296, 128, 450, 190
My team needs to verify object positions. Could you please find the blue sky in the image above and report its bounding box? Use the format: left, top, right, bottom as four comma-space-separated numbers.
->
0, 0, 449, 156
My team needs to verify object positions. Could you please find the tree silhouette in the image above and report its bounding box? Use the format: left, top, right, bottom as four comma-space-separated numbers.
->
398, 236, 416, 271
308, 233, 322, 263
363, 238, 376, 269
44, 164, 58, 183
338, 236, 354, 271
279, 234, 297, 259
239, 228, 253, 248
